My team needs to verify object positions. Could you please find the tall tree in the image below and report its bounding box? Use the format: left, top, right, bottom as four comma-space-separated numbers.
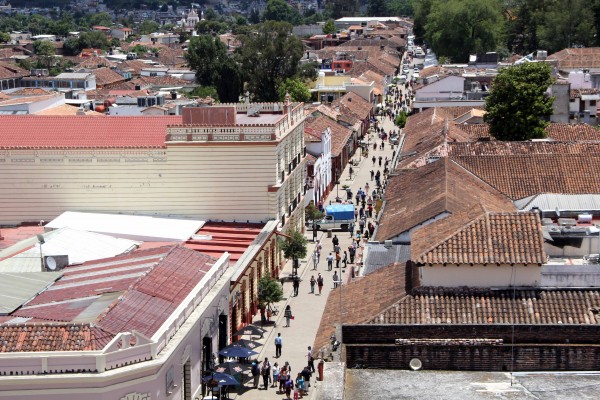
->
263, 0, 302, 25
322, 19, 336, 35
367, 0, 387, 17
424, 0, 503, 62
33, 40, 55, 68
537, 0, 595, 53
186, 35, 242, 102
236, 21, 304, 101
278, 77, 311, 102
484, 62, 554, 141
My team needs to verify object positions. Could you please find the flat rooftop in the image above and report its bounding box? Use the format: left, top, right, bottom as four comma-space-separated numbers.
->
343, 369, 600, 400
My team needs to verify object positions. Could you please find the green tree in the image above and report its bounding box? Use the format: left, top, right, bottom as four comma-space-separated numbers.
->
138, 20, 160, 35
305, 202, 323, 225
278, 77, 311, 102
537, 0, 595, 53
236, 21, 304, 101
0, 32, 9, 43
278, 228, 308, 275
424, 0, 503, 62
263, 0, 302, 24
33, 40, 55, 68
367, 0, 387, 16
484, 62, 554, 141
187, 85, 219, 99
186, 35, 227, 86
249, 8, 261, 24
387, 0, 414, 16
297, 61, 319, 82
413, 0, 435, 40
258, 275, 283, 309
63, 37, 80, 56
326, 0, 359, 19
395, 111, 408, 128
322, 19, 336, 34
89, 12, 112, 28
78, 31, 110, 49
186, 35, 242, 102
505, 0, 542, 55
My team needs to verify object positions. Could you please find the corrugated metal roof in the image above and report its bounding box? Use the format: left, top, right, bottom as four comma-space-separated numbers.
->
0, 228, 140, 272
47, 211, 204, 241
517, 193, 600, 212
363, 243, 411, 275
0, 272, 62, 314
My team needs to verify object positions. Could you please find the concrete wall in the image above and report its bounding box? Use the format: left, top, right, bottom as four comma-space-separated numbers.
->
0, 140, 305, 225
542, 264, 600, 287
420, 264, 541, 287
550, 83, 570, 123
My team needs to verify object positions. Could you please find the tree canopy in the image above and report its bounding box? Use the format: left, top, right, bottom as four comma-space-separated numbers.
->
185, 35, 242, 102
423, 0, 502, 62
278, 77, 311, 103
236, 21, 304, 102
484, 62, 554, 141
278, 228, 308, 261
322, 19, 336, 35
262, 0, 302, 25
258, 275, 283, 307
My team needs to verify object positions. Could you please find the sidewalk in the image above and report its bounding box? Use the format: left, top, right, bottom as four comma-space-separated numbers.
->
231, 114, 399, 400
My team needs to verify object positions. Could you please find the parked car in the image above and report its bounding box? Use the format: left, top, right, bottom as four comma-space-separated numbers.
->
398, 74, 407, 84
403, 66, 410, 74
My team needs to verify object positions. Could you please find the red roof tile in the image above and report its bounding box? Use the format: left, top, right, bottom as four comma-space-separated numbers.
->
0, 323, 108, 352
370, 287, 600, 325
92, 67, 127, 87
413, 212, 546, 266
0, 61, 29, 79
305, 114, 353, 157
0, 115, 181, 149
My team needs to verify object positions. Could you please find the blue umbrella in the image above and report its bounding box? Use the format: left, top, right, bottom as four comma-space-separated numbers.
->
202, 372, 240, 387
218, 344, 258, 358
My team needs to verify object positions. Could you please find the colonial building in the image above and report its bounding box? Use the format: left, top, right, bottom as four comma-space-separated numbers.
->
0, 99, 307, 230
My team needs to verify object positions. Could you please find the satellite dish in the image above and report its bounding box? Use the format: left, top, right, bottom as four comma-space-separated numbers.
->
409, 358, 422, 371
46, 256, 57, 271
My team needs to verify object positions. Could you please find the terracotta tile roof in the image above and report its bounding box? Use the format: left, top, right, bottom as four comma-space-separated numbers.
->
369, 287, 600, 325
413, 212, 546, 266
332, 91, 372, 121
8, 87, 51, 96
315, 48, 369, 62
375, 158, 515, 241
396, 108, 448, 169
0, 61, 29, 79
452, 123, 600, 142
75, 55, 117, 69
0, 115, 181, 149
448, 141, 600, 156
547, 47, 600, 69
305, 114, 353, 157
570, 88, 599, 99
313, 262, 407, 354
131, 75, 191, 87
96, 246, 216, 337
34, 104, 104, 116
454, 154, 600, 199
119, 59, 150, 76
91, 67, 127, 87
357, 70, 385, 94
304, 127, 321, 142
314, 104, 341, 121
0, 323, 110, 352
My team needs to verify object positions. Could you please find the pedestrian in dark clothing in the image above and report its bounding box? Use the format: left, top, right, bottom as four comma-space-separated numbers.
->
349, 222, 354, 237
292, 276, 300, 297
284, 305, 293, 327
372, 155, 376, 165
333, 271, 339, 288
310, 275, 316, 294
370, 170, 374, 180
349, 246, 355, 263
343, 251, 348, 268
262, 358, 271, 390
332, 235, 339, 247
378, 156, 382, 167
317, 274, 324, 295
251, 361, 260, 388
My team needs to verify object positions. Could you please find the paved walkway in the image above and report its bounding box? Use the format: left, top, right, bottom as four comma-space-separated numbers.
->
227, 57, 412, 400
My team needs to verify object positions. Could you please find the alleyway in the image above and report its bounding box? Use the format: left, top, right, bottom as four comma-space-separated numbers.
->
227, 59, 412, 400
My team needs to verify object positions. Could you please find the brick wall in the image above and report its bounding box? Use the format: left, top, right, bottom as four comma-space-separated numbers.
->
345, 343, 600, 371
343, 324, 600, 371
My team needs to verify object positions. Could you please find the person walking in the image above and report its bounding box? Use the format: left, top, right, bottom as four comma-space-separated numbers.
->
317, 273, 324, 295
272, 362, 280, 388
313, 253, 318, 270
251, 361, 260, 389
372, 155, 376, 165
310, 275, 316, 294
326, 253, 333, 271
292, 275, 300, 297
332, 271, 339, 288
354, 206, 358, 221
285, 374, 294, 400
261, 358, 271, 390
279, 364, 288, 393
349, 222, 354, 238
348, 245, 355, 263
307, 346, 316, 372
296, 372, 305, 397
274, 333, 283, 358
370, 170, 374, 180
335, 251, 341, 269
378, 155, 383, 167
284, 305, 293, 327
343, 251, 348, 268
332, 235, 339, 247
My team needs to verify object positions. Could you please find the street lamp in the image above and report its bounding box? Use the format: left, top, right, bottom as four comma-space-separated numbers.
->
36, 234, 45, 271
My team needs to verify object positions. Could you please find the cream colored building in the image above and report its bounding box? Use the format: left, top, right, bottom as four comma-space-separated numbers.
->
0, 100, 306, 230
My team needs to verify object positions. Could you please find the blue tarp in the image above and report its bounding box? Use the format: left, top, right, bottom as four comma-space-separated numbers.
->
325, 204, 354, 220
